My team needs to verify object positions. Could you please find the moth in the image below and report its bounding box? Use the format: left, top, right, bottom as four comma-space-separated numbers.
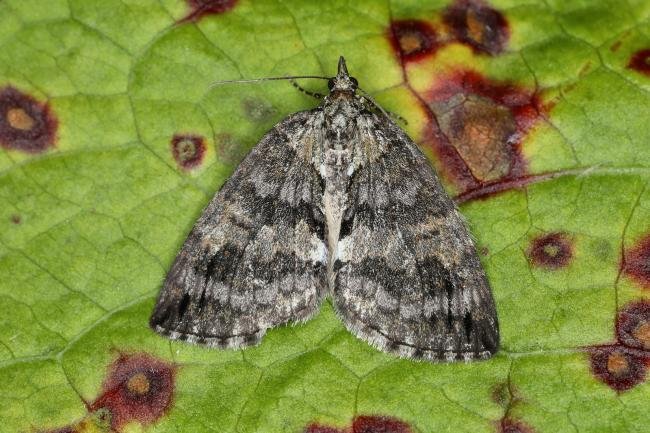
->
150, 57, 499, 362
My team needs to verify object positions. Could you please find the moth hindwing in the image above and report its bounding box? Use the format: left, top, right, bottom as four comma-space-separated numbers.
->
150, 56, 499, 362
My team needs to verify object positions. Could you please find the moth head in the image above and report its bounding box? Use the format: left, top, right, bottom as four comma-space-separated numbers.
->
327, 56, 358, 94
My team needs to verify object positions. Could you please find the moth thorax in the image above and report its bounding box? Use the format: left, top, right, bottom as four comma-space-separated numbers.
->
321, 147, 352, 192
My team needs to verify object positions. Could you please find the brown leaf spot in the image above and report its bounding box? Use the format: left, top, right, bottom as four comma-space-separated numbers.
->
426, 70, 543, 194
171, 134, 206, 170
10, 214, 21, 224
607, 351, 630, 375
490, 382, 512, 407
634, 323, 650, 348
628, 49, 650, 76
7, 107, 36, 130
388, 20, 439, 63
443, 0, 509, 55
527, 232, 574, 270
588, 345, 648, 392
610, 40, 623, 52
435, 94, 516, 181
0, 86, 57, 153
90, 353, 176, 430
180, 0, 238, 23
622, 234, 650, 290
126, 372, 151, 395
617, 300, 650, 350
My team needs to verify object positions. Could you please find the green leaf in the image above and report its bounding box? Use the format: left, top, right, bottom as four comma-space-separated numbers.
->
1, 1, 650, 432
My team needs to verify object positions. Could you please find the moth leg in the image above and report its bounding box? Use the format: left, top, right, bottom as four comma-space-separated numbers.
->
357, 93, 408, 125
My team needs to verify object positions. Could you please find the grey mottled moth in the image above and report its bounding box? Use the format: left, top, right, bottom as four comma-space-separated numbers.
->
150, 57, 499, 362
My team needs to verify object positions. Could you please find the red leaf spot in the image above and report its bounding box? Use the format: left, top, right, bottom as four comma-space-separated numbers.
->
303, 416, 413, 433
425, 71, 544, 194
527, 232, 574, 270
0, 86, 57, 153
588, 344, 648, 392
352, 415, 413, 433
388, 20, 439, 63
90, 353, 176, 430
617, 300, 650, 350
171, 134, 206, 170
500, 418, 536, 433
628, 49, 650, 76
180, 0, 238, 23
622, 234, 650, 290
443, 0, 509, 55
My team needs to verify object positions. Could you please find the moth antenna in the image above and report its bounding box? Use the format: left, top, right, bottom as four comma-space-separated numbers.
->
290, 79, 324, 99
209, 75, 330, 89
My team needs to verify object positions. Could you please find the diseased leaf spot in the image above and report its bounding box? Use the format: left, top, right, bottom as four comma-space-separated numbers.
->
588, 345, 648, 392
435, 94, 516, 182
242, 97, 276, 122
622, 234, 650, 290
10, 214, 21, 224
353, 416, 413, 433
610, 40, 623, 52
127, 372, 151, 395
216, 132, 248, 165
426, 71, 545, 195
180, 0, 238, 23
527, 232, 574, 270
500, 418, 536, 433
7, 107, 36, 130
490, 382, 510, 407
38, 353, 175, 432
443, 0, 509, 55
171, 134, 206, 170
628, 49, 650, 76
0, 86, 57, 153
388, 20, 439, 63
90, 352, 176, 430
606, 351, 629, 375
617, 301, 650, 350
304, 424, 345, 433
305, 415, 413, 433
634, 323, 650, 349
